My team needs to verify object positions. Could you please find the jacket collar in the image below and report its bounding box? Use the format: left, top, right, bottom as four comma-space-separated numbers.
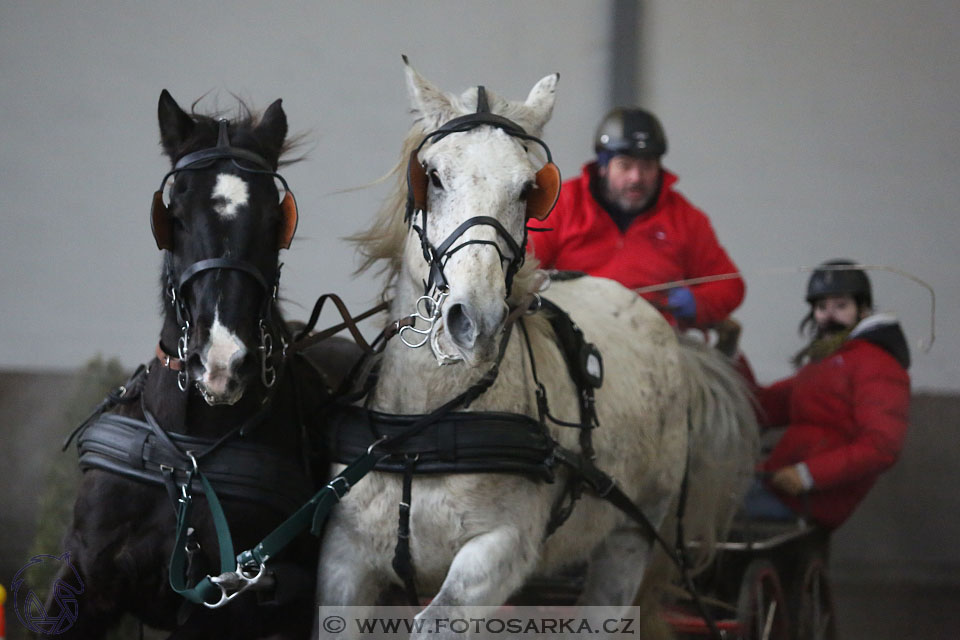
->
849, 313, 911, 369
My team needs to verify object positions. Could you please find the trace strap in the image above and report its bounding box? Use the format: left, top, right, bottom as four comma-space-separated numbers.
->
169, 467, 238, 606
234, 445, 386, 573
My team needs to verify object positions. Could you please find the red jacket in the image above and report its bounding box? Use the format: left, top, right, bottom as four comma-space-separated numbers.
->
747, 315, 911, 529
528, 163, 744, 328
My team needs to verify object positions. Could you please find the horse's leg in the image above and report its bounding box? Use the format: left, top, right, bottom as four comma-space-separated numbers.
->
577, 498, 673, 606
412, 526, 537, 639
39, 558, 115, 640
312, 521, 385, 639
578, 528, 654, 606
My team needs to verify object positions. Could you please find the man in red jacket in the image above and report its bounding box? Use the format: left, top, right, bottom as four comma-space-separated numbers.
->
527, 107, 744, 329
742, 260, 911, 529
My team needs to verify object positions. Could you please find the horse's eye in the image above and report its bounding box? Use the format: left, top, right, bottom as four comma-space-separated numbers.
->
429, 169, 443, 190
519, 181, 534, 201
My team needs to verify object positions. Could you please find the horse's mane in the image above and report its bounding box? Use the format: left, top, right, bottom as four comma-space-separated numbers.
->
349, 103, 543, 307
169, 97, 308, 168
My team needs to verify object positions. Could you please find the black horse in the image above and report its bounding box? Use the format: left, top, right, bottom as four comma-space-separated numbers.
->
49, 91, 336, 639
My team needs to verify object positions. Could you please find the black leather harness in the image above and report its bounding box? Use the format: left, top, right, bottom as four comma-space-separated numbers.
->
328, 406, 555, 482
65, 353, 321, 518
77, 411, 313, 517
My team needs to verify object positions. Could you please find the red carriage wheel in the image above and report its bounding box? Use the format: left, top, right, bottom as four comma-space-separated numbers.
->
789, 552, 837, 640
735, 559, 791, 640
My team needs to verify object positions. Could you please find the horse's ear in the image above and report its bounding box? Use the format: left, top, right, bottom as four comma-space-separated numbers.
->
255, 99, 288, 166
527, 162, 561, 221
403, 56, 456, 130
158, 90, 195, 160
521, 73, 559, 135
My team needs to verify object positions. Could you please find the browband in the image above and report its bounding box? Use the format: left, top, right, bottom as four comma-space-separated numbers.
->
404, 86, 560, 224
172, 146, 274, 173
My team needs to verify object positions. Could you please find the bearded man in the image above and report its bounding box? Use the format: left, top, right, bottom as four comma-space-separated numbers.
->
528, 107, 744, 329
740, 260, 911, 529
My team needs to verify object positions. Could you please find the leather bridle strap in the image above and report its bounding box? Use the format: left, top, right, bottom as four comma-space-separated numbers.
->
178, 258, 271, 295
290, 294, 388, 354
414, 214, 525, 294
156, 343, 184, 371
169, 256, 281, 346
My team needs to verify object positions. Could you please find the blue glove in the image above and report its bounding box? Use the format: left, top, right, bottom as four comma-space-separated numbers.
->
666, 287, 697, 320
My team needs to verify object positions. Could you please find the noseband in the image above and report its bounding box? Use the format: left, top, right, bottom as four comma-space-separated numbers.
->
399, 87, 560, 348
151, 119, 298, 392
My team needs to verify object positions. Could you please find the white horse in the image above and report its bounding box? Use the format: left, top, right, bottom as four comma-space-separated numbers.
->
315, 61, 757, 637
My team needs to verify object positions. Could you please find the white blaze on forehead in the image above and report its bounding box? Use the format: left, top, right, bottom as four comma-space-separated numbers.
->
212, 173, 249, 218
201, 310, 247, 386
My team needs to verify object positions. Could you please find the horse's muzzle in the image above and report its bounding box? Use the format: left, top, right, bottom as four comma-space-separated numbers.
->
443, 298, 507, 354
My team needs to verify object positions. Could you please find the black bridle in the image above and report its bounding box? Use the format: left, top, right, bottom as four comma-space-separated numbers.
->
151, 119, 298, 392
404, 86, 560, 297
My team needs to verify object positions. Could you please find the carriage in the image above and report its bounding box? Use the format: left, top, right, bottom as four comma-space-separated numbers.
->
662, 516, 836, 640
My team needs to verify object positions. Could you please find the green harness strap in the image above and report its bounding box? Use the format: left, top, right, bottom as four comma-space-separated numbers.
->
238, 449, 383, 568
169, 469, 236, 605
168, 449, 383, 607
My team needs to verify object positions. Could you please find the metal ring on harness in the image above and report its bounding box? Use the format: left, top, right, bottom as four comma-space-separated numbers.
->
204, 561, 269, 609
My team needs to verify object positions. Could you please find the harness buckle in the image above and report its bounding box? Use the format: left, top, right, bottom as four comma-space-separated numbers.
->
325, 476, 352, 501
367, 434, 389, 456
177, 321, 190, 392
184, 529, 201, 554
526, 293, 542, 315
259, 320, 277, 388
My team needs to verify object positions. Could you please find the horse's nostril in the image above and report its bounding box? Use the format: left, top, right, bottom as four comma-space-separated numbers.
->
187, 354, 203, 377
446, 303, 476, 347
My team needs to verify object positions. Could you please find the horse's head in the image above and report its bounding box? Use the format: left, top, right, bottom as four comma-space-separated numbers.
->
400, 61, 560, 365
152, 90, 298, 405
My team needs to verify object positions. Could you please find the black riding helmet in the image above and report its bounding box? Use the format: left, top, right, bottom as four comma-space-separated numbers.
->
594, 107, 668, 158
806, 259, 873, 308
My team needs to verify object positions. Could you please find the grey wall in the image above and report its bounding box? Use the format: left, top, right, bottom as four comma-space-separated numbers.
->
633, 1, 959, 392
0, 1, 610, 373
3, 2, 956, 393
